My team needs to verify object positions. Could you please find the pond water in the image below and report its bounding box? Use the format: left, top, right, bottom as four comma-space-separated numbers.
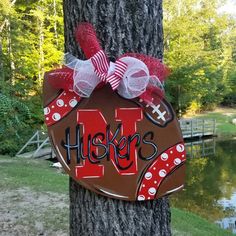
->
170, 138, 236, 234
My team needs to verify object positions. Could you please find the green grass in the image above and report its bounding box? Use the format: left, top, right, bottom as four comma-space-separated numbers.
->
172, 208, 234, 236
192, 108, 236, 137
0, 155, 68, 193
0, 155, 233, 235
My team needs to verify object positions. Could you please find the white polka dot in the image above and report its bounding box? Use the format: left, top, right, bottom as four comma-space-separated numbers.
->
148, 187, 156, 196
52, 113, 61, 121
153, 167, 156, 170
154, 181, 157, 184
56, 99, 64, 107
166, 164, 169, 167
52, 105, 55, 108
69, 99, 78, 108
176, 144, 185, 153
44, 107, 50, 115
148, 197, 151, 199
170, 151, 173, 154
182, 154, 185, 157
46, 117, 49, 121
65, 104, 67, 107
145, 172, 152, 180
63, 93, 66, 95
161, 153, 168, 161
174, 158, 181, 165
159, 169, 167, 178
138, 195, 145, 201
142, 184, 145, 187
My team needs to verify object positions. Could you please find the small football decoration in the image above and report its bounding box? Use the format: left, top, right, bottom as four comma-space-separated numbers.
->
43, 22, 186, 201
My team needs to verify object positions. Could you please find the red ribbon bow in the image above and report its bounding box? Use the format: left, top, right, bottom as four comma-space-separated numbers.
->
91, 50, 128, 90
46, 22, 170, 104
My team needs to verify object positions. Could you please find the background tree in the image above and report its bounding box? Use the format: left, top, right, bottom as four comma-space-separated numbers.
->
0, 0, 235, 154
63, 0, 171, 235
164, 0, 235, 114
0, 0, 64, 154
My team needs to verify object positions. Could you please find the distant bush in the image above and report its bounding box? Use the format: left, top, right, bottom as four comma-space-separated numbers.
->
221, 93, 236, 107
0, 80, 44, 156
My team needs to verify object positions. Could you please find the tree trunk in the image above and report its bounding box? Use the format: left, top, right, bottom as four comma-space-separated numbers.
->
37, 1, 45, 83
63, 0, 171, 235
6, 19, 15, 83
0, 42, 4, 80
53, 0, 59, 47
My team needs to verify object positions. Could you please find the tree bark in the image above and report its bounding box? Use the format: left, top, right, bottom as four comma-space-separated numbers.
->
53, 0, 59, 47
37, 3, 45, 83
63, 0, 171, 235
6, 19, 15, 84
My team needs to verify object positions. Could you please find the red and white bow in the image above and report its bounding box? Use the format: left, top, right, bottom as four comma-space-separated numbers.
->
91, 50, 127, 90
65, 50, 163, 99
47, 22, 169, 103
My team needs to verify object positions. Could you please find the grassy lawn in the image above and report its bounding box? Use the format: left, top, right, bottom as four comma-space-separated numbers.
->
0, 155, 69, 194
172, 208, 233, 236
0, 155, 69, 236
184, 107, 236, 137
0, 155, 233, 235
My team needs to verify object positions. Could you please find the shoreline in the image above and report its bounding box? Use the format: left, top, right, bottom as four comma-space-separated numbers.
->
182, 106, 236, 138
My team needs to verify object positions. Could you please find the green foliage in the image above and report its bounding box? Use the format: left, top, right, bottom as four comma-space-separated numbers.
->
222, 66, 236, 106
0, 80, 35, 155
0, 0, 63, 155
1, 0, 236, 155
0, 93, 30, 135
0, 98, 30, 154
0, 0, 64, 83
164, 0, 236, 114
0, 76, 47, 155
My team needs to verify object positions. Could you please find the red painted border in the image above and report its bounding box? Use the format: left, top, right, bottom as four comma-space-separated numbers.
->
44, 91, 81, 126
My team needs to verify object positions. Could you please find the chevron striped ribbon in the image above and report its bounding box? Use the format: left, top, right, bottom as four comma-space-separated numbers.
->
91, 50, 128, 90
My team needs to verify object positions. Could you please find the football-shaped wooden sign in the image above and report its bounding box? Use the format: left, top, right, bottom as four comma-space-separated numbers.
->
43, 23, 186, 201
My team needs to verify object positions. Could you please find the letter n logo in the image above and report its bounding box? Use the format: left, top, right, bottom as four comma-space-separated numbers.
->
75, 108, 143, 179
